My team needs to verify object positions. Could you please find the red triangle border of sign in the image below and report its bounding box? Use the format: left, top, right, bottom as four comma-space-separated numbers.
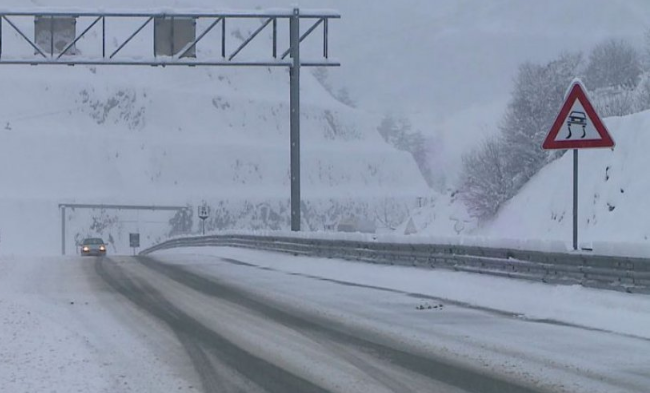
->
542, 83, 615, 150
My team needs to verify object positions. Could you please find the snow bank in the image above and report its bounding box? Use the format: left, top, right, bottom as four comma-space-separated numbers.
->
157, 247, 650, 340
0, 256, 197, 391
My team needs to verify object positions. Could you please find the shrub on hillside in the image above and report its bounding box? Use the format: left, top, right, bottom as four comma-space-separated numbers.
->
459, 137, 513, 221
501, 52, 583, 189
591, 73, 650, 118
459, 52, 582, 220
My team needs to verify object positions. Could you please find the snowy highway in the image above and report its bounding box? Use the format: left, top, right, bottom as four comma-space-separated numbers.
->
2, 250, 650, 393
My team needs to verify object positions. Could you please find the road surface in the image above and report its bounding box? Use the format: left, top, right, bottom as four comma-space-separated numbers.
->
1, 251, 649, 392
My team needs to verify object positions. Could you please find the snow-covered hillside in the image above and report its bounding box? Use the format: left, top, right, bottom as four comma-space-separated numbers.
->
0, 65, 427, 252
0, 1, 431, 255
12, 0, 650, 184
404, 108, 650, 254
3, 0, 650, 255
484, 109, 650, 251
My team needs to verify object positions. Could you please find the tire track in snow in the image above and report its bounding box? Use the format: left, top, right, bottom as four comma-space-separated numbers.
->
95, 258, 329, 393
133, 255, 542, 393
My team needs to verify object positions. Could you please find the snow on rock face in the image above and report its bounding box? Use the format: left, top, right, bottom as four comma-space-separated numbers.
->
484, 109, 650, 253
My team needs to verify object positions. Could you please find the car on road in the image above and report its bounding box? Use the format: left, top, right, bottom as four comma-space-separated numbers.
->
80, 238, 107, 257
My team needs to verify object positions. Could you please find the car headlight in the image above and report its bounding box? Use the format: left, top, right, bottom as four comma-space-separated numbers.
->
82, 246, 90, 252
99, 246, 106, 251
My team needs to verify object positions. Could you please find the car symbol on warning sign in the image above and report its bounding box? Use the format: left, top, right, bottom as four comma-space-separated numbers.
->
567, 111, 587, 139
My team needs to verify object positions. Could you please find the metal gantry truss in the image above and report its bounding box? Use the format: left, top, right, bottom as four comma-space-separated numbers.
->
0, 9, 339, 67
0, 8, 340, 240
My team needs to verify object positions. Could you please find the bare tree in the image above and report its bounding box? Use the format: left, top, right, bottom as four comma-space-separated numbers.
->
501, 52, 582, 190
459, 137, 513, 220
584, 39, 642, 90
374, 198, 411, 230
592, 87, 637, 117
168, 205, 193, 236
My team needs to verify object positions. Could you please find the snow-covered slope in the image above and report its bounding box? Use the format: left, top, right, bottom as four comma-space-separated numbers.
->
13, 0, 650, 184
484, 109, 650, 252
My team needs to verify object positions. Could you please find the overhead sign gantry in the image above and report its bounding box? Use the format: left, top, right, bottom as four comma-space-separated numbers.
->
0, 8, 340, 237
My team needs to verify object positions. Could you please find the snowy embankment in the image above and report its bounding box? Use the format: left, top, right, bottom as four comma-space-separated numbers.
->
157, 247, 650, 341
0, 255, 199, 392
485, 109, 650, 253
402, 107, 650, 258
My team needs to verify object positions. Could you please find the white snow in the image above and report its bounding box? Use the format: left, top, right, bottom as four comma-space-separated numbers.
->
1, 249, 649, 392
151, 247, 650, 393
157, 246, 650, 340
2, 1, 650, 391
3, 0, 650, 257
0, 255, 200, 392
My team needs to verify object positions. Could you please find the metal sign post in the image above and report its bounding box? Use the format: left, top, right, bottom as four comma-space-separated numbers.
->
290, 8, 301, 232
0, 8, 340, 238
542, 79, 614, 250
573, 149, 578, 251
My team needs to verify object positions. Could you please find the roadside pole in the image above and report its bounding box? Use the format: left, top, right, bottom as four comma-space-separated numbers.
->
289, 7, 301, 231
573, 149, 578, 251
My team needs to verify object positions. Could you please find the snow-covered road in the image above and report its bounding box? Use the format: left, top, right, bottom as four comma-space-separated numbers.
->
1, 250, 649, 392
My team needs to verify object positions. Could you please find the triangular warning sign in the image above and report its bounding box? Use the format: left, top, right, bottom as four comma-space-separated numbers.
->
404, 217, 418, 235
542, 80, 615, 150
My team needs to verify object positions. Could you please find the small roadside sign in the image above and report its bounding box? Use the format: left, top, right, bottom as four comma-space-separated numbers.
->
130, 233, 140, 256
130, 233, 140, 248
543, 80, 614, 150
198, 205, 210, 220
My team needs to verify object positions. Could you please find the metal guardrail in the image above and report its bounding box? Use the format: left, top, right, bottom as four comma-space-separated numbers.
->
140, 234, 650, 294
